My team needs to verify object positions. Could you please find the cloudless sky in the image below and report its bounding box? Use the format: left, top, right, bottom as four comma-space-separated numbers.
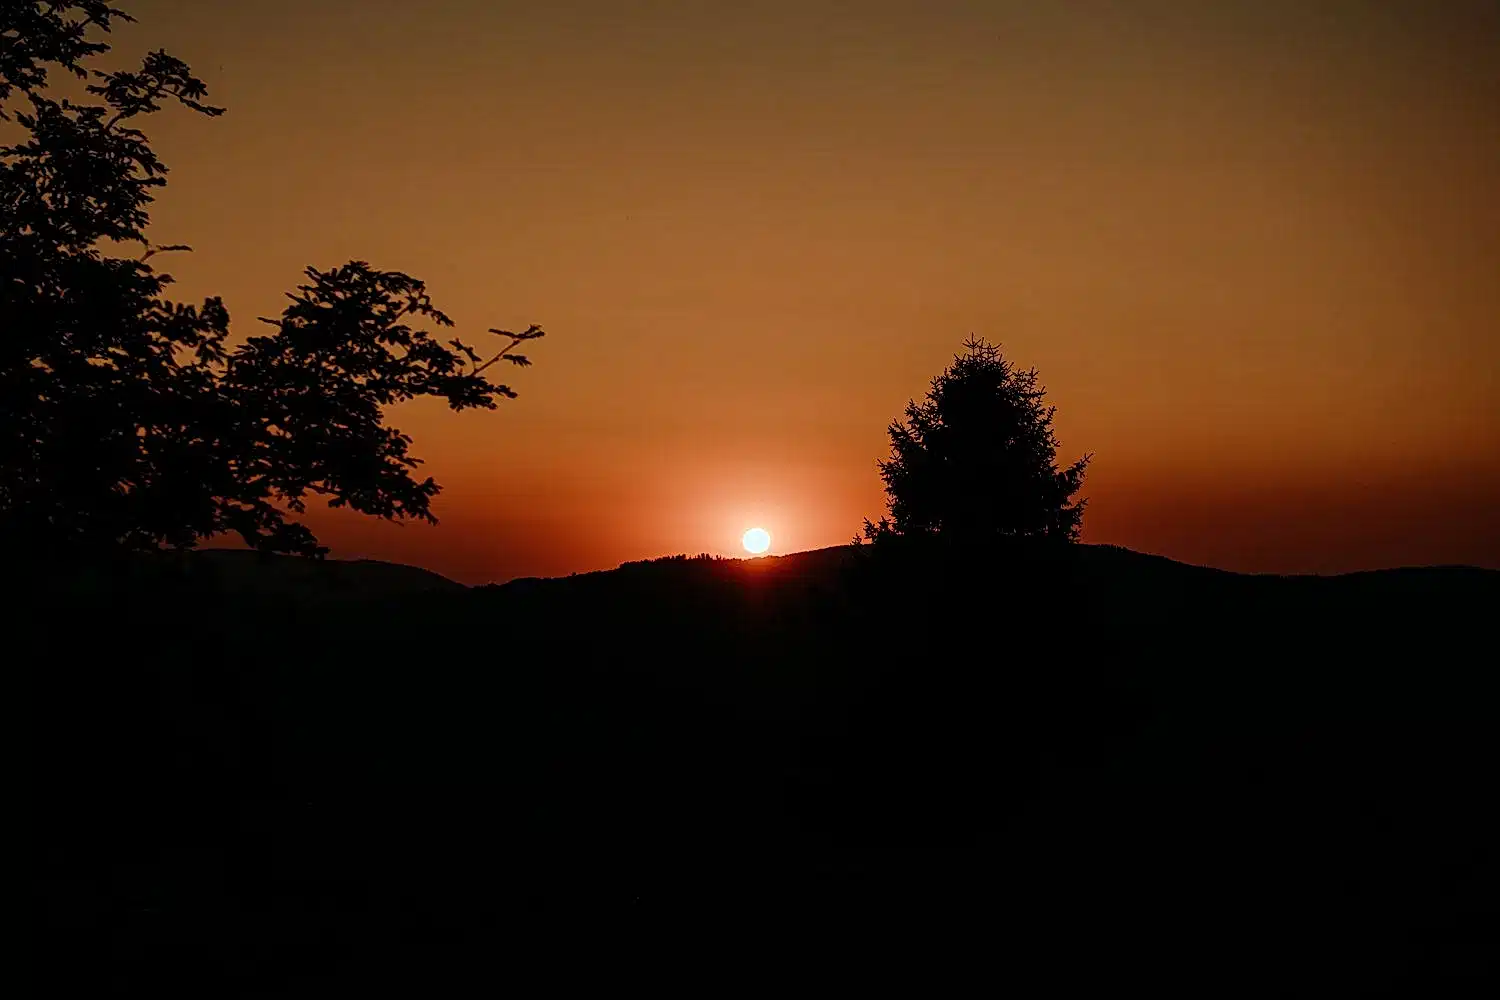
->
112, 0, 1497, 580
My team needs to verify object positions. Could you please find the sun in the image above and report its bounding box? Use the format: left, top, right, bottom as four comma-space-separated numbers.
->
741, 527, 771, 555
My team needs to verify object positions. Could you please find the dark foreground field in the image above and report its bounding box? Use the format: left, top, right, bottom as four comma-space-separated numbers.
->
31, 543, 1499, 993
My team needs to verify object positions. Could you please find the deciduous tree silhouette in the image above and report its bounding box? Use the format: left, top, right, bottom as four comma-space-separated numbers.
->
865, 337, 1090, 544
1, 2, 543, 558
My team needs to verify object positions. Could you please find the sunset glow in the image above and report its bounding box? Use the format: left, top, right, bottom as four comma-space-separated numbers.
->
117, 0, 1499, 582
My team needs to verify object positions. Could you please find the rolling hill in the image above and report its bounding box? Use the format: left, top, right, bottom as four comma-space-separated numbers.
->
32, 542, 1499, 992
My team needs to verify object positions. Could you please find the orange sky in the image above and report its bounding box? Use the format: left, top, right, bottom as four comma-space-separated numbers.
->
116, 1, 1497, 581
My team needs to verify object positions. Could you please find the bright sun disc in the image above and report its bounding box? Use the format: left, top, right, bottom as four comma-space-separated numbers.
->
742, 527, 771, 554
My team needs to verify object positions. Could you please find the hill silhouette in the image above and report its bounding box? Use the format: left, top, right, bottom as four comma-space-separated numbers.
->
189, 549, 466, 600
32, 543, 1499, 993
31, 549, 465, 604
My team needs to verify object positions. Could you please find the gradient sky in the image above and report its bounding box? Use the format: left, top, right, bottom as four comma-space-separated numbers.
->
111, 0, 1497, 581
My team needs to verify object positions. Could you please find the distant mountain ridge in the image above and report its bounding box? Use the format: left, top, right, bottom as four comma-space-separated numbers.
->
36, 541, 1497, 607
36, 548, 467, 601
493, 541, 1496, 594
191, 549, 466, 598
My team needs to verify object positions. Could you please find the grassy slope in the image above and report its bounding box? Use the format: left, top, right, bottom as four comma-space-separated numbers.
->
33, 544, 1499, 992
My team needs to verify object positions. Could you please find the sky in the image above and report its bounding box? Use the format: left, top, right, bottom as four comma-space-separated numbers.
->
109, 0, 1497, 581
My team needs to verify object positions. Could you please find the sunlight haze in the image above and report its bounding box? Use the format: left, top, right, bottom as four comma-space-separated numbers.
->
118, 0, 1499, 581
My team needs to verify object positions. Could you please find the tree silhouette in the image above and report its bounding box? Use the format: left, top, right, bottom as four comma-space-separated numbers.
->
865, 337, 1091, 544
1, 2, 543, 558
